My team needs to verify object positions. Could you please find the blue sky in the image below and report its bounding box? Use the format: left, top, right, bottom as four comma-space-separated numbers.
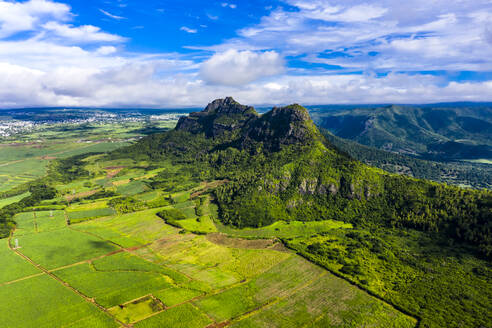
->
0, 0, 491, 108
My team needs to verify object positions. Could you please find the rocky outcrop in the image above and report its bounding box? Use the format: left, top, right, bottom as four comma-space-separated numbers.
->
241, 104, 320, 151
176, 98, 321, 150
175, 97, 257, 137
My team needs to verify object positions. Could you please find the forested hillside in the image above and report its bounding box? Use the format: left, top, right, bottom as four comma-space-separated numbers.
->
113, 98, 491, 258
311, 104, 492, 161
321, 129, 492, 189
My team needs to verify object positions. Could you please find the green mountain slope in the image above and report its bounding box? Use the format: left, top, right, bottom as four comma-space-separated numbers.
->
115, 98, 491, 258
312, 104, 492, 160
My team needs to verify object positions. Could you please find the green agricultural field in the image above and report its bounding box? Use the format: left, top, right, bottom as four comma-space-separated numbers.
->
55, 261, 172, 308
217, 219, 353, 239
0, 239, 41, 284
135, 190, 160, 202
171, 191, 191, 203
108, 295, 164, 324
15, 228, 119, 269
0, 274, 117, 328
67, 208, 116, 223
175, 215, 218, 234
116, 180, 150, 196
70, 224, 142, 248
12, 212, 37, 235
92, 252, 171, 275
67, 200, 109, 211
0, 192, 30, 209
74, 208, 178, 244
134, 303, 211, 328
153, 287, 203, 307
35, 210, 66, 232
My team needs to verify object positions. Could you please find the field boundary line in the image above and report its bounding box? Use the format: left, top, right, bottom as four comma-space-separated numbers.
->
33, 211, 38, 233
0, 272, 45, 286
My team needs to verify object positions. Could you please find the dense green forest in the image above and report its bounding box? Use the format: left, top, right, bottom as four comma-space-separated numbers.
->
321, 129, 492, 189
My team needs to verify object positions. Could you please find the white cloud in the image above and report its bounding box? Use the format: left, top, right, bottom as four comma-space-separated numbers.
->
95, 46, 118, 55
221, 3, 237, 9
180, 26, 197, 34
0, 0, 491, 109
0, 0, 70, 37
42, 21, 125, 42
289, 1, 387, 22
200, 50, 285, 86
204, 0, 492, 73
1, 62, 491, 108
99, 9, 125, 20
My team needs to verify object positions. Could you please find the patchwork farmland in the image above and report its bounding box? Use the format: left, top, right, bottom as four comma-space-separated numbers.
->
1, 173, 416, 327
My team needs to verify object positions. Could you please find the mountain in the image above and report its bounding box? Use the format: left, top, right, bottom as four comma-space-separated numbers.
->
117, 97, 491, 257
320, 129, 492, 189
176, 97, 320, 151
311, 104, 492, 161
2, 98, 490, 328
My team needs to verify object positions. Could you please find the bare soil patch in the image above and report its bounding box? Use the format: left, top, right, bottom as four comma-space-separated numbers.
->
206, 321, 230, 328
191, 180, 229, 198
206, 233, 286, 250
106, 168, 124, 179
65, 189, 99, 202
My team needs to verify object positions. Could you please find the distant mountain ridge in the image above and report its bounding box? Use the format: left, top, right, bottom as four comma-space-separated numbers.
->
312, 104, 492, 161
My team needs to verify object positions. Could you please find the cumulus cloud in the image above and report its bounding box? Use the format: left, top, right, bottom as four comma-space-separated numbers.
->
95, 46, 118, 55
200, 50, 285, 86
1, 61, 491, 108
0, 0, 70, 37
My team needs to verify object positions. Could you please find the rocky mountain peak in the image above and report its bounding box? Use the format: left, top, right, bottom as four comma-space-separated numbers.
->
175, 98, 320, 150
203, 97, 255, 115
175, 97, 257, 137
241, 104, 320, 151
